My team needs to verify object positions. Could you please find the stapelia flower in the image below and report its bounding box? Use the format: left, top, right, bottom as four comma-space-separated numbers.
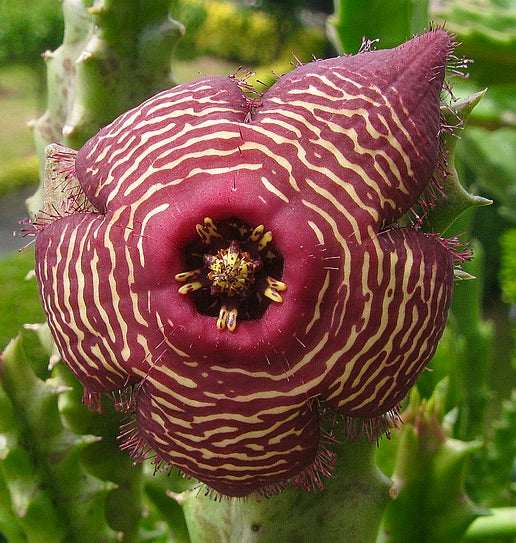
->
35, 30, 461, 497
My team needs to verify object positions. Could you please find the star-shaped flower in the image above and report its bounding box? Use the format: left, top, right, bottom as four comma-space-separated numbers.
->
35, 30, 460, 497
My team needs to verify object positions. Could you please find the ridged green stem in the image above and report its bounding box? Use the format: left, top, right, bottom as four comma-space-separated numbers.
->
180, 438, 391, 543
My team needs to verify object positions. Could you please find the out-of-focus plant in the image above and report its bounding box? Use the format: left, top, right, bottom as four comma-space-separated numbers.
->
0, 0, 63, 66
171, 0, 329, 68
173, 0, 279, 63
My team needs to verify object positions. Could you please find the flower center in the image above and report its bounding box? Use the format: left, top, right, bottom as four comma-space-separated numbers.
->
175, 217, 286, 332
204, 241, 260, 296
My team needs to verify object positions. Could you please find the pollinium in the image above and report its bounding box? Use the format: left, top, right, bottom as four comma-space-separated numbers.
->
35, 30, 461, 497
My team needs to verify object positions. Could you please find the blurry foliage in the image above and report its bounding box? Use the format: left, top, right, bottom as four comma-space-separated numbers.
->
327, 0, 429, 53
0, 249, 45, 355
0, 156, 38, 198
182, 0, 280, 64
250, 25, 328, 86
499, 228, 516, 304
432, 0, 516, 86
172, 0, 326, 65
0, 0, 63, 66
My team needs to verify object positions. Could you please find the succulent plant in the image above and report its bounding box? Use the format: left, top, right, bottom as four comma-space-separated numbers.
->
34, 30, 466, 498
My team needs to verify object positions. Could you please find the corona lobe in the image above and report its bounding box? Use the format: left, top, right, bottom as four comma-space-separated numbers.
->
35, 30, 458, 497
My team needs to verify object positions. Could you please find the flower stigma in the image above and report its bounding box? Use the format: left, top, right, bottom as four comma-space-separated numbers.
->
175, 217, 286, 332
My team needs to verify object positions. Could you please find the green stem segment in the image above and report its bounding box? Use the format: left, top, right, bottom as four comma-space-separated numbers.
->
179, 439, 391, 543
464, 508, 516, 540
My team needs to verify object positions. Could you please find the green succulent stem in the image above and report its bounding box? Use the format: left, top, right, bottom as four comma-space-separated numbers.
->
0, 336, 118, 542
377, 384, 487, 543
464, 507, 516, 540
179, 438, 391, 543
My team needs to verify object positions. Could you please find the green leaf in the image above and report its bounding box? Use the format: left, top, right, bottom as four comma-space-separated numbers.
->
500, 228, 516, 303
431, 0, 516, 86
465, 507, 516, 540
457, 126, 516, 215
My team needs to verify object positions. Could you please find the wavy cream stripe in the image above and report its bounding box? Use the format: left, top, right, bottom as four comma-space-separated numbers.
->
103, 209, 133, 364
260, 176, 289, 202
346, 375, 392, 412
330, 73, 413, 140
302, 200, 352, 336
132, 202, 169, 268
53, 225, 108, 375
307, 220, 325, 244
302, 197, 356, 249
101, 123, 240, 201
211, 411, 300, 448
151, 364, 198, 389
147, 377, 217, 408
305, 178, 366, 243
369, 227, 387, 285
268, 93, 414, 183
191, 401, 307, 425
74, 218, 127, 378
271, 99, 410, 198
320, 116, 409, 197
305, 271, 331, 334
260, 105, 400, 205
348, 254, 398, 389
203, 338, 329, 402
150, 403, 192, 430
89, 246, 115, 344
144, 428, 291, 475
338, 263, 443, 410
402, 283, 445, 377
145, 419, 294, 470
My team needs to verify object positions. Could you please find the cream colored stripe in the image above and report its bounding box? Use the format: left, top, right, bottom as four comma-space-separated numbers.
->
103, 208, 132, 364
305, 271, 331, 334
74, 218, 127, 378
207, 331, 329, 388
260, 175, 289, 202
55, 224, 105, 374
254, 112, 392, 208
192, 401, 306, 425
151, 364, 198, 389
145, 375, 217, 408
133, 202, 169, 268
307, 220, 325, 244
305, 178, 364, 243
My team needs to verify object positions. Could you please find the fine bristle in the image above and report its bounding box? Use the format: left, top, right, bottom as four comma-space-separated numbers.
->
82, 388, 103, 413
118, 416, 155, 464
342, 406, 403, 442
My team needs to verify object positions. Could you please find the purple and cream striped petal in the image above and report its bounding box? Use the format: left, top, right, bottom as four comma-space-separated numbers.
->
35, 30, 458, 497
